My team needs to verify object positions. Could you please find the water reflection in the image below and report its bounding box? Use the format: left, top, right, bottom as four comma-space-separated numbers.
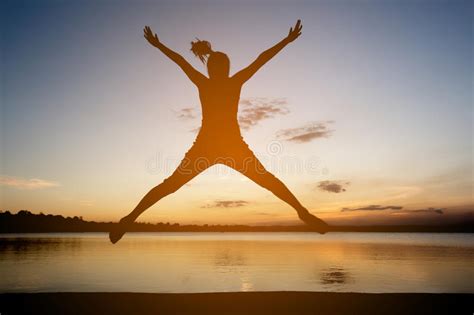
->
320, 267, 352, 285
0, 237, 82, 258
214, 249, 245, 268
0, 233, 473, 293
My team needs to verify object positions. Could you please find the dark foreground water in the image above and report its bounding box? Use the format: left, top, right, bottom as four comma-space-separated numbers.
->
0, 232, 472, 293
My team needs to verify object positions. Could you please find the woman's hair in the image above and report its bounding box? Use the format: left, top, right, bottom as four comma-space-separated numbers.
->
190, 39, 213, 64
191, 39, 230, 78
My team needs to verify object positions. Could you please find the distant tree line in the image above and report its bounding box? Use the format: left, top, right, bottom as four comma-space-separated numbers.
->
0, 210, 472, 233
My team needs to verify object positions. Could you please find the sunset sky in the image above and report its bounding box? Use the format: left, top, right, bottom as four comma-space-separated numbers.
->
1, 0, 472, 225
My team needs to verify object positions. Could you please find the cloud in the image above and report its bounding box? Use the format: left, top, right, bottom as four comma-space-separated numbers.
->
190, 126, 201, 133
341, 205, 444, 215
255, 212, 276, 216
176, 98, 289, 132
176, 107, 197, 120
341, 205, 403, 212
399, 208, 445, 215
277, 121, 334, 143
0, 176, 60, 190
202, 200, 249, 208
238, 97, 289, 130
318, 180, 350, 193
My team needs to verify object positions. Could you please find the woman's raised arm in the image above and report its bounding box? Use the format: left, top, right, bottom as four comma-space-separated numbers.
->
144, 26, 207, 86
232, 20, 303, 84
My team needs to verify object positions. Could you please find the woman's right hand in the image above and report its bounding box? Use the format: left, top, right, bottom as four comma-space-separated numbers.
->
144, 26, 160, 47
286, 20, 303, 43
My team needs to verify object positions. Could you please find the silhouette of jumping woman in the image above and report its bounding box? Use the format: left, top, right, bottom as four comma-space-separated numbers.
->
110, 20, 329, 243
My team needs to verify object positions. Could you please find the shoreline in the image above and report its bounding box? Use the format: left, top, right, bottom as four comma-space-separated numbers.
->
2, 211, 473, 234
1, 292, 472, 315
1, 229, 473, 234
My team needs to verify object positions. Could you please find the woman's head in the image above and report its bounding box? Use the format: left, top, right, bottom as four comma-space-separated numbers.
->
207, 52, 230, 79
191, 39, 229, 79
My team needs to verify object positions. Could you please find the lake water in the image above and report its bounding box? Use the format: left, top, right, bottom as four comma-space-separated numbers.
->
0, 232, 472, 293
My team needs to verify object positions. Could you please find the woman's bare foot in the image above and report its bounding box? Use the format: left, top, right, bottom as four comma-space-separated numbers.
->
298, 210, 330, 234
109, 216, 133, 244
